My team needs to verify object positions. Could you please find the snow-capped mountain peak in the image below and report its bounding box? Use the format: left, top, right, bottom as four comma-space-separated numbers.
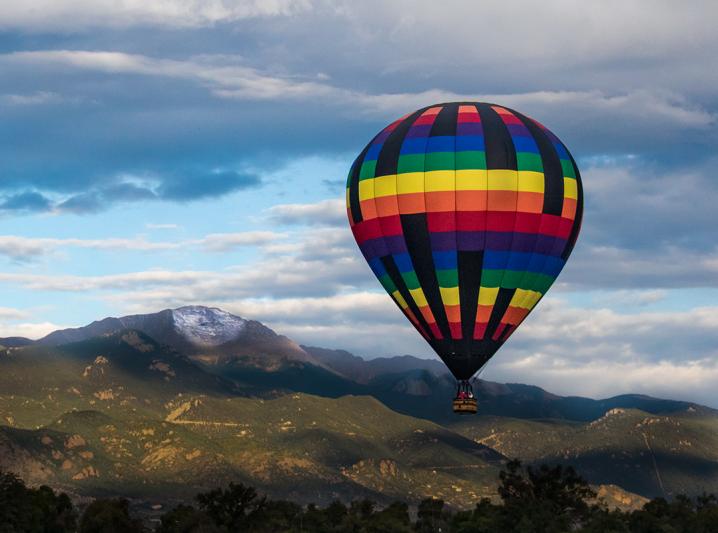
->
171, 306, 247, 347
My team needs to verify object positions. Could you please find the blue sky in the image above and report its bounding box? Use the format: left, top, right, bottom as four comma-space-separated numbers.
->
1, 1, 717, 405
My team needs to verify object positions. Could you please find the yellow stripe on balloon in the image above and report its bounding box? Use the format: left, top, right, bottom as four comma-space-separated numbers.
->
456, 169, 488, 190
392, 290, 408, 309
439, 286, 460, 306
408, 287, 428, 308
564, 177, 578, 199
517, 171, 545, 193
373, 174, 397, 198
477, 286, 499, 306
487, 170, 518, 191
425, 170, 456, 192
396, 172, 425, 195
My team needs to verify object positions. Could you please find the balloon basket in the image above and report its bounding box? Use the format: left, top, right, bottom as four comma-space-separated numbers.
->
452, 397, 477, 415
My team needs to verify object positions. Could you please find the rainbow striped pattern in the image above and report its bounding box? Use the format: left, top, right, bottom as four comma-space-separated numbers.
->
347, 102, 583, 379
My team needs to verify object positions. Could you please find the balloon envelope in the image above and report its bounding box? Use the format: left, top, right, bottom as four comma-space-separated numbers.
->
346, 102, 583, 379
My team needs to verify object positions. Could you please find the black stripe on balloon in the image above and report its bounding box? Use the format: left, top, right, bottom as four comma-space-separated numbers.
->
561, 152, 584, 261
427, 103, 459, 341
518, 113, 564, 216
380, 255, 434, 339
458, 250, 483, 343
400, 213, 452, 340
499, 323, 513, 342
374, 109, 425, 177
485, 287, 515, 341
347, 152, 366, 225
430, 102, 459, 136
476, 103, 517, 170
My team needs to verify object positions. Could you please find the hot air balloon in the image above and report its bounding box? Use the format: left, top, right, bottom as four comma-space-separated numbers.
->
346, 102, 583, 414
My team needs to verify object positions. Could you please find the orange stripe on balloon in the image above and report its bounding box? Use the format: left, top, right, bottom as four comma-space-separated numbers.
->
424, 191, 456, 212
516, 191, 544, 214
561, 197, 577, 220
397, 191, 426, 214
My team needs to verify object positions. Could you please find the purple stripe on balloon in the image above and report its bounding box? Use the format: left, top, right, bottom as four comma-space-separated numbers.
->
550, 238, 567, 257
506, 124, 530, 136
457, 123, 483, 136
485, 231, 513, 250
385, 234, 408, 255
405, 125, 433, 138
430, 232, 457, 251
359, 237, 386, 260
505, 232, 535, 252
375, 130, 393, 143
533, 234, 558, 255
457, 232, 484, 251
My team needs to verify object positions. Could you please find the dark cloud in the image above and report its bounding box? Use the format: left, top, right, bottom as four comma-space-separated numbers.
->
158, 170, 261, 200
39, 171, 260, 213
0, 1, 715, 216
0, 191, 52, 212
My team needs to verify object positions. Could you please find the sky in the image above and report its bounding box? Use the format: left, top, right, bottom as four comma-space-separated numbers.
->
0, 0, 717, 405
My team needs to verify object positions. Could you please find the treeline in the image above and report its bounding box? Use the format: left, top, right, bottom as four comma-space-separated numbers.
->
1, 461, 717, 532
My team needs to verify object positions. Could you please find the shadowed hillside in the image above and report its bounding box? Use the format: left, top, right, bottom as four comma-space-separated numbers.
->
0, 306, 715, 507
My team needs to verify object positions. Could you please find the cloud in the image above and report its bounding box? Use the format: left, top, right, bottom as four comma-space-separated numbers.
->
0, 192, 53, 213
0, 172, 262, 215
267, 199, 345, 226
0, 307, 30, 321
0, 322, 67, 340
0, 1, 312, 30
198, 231, 286, 252
0, 231, 284, 261
1, 91, 67, 105
146, 223, 180, 230
561, 244, 718, 290
484, 298, 718, 405
8, 50, 715, 130
158, 170, 261, 200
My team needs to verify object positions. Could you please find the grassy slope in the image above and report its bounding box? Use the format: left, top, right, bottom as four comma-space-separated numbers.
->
449, 408, 718, 498
0, 333, 715, 505
0, 336, 503, 507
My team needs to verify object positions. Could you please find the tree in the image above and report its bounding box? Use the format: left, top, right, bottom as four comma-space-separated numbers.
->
497, 459, 596, 532
195, 483, 266, 532
0, 470, 77, 533
415, 498, 449, 532
366, 501, 411, 533
79, 498, 144, 533
251, 499, 303, 533
155, 504, 221, 533
31, 485, 78, 533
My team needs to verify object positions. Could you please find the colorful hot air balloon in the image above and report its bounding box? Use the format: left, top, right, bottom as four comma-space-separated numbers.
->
346, 102, 583, 414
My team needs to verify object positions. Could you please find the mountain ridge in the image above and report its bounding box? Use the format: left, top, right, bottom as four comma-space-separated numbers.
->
0, 306, 715, 504
36, 306, 327, 372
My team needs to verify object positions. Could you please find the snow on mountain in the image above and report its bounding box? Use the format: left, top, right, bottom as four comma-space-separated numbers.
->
171, 306, 247, 347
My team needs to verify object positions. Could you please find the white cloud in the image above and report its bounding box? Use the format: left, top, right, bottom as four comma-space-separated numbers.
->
1, 91, 66, 105
5, 50, 714, 131
0, 307, 30, 321
0, 0, 312, 30
0, 321, 67, 340
267, 199, 345, 226
479, 298, 718, 403
198, 231, 285, 252
145, 223, 180, 230
561, 244, 718, 290
0, 231, 284, 261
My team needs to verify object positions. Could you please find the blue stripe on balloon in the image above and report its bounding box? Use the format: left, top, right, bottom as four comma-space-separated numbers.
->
432, 250, 458, 270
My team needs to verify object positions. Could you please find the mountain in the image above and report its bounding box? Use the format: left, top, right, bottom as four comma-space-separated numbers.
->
303, 346, 448, 384
0, 333, 503, 507
1, 306, 716, 505
0, 336, 34, 348
38, 306, 324, 372
449, 407, 718, 498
